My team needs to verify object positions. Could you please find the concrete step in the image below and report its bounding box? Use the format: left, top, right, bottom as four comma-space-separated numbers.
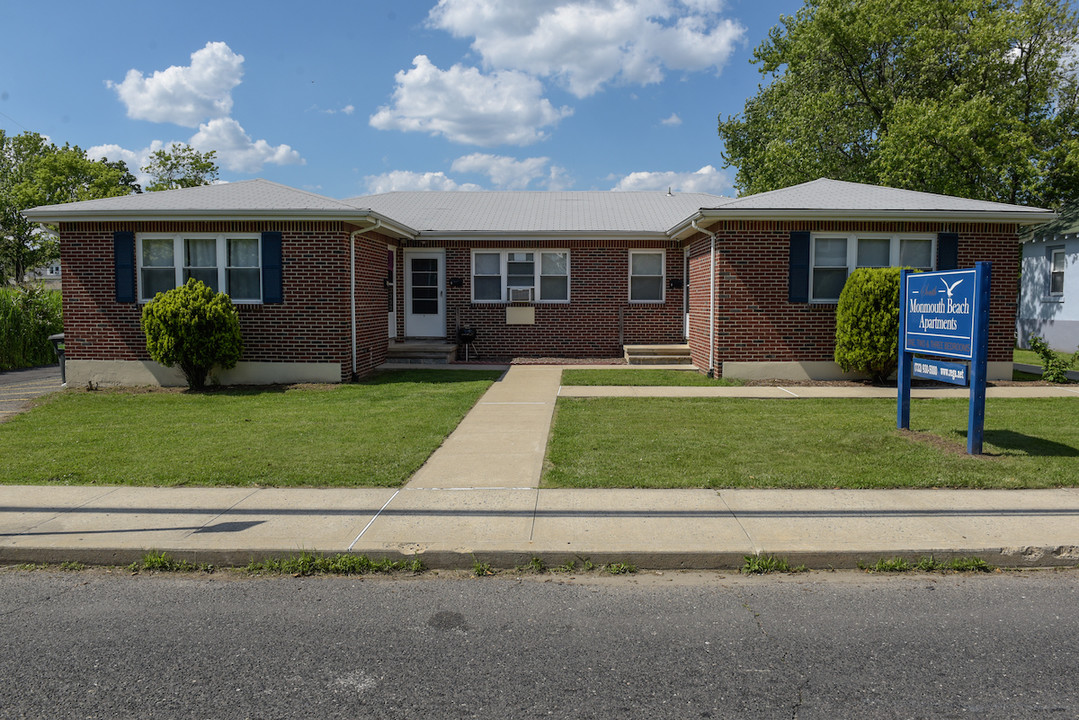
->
387, 341, 457, 364
626, 354, 694, 365
624, 344, 692, 365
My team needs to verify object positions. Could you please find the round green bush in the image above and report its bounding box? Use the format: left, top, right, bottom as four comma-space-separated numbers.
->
834, 267, 904, 384
140, 279, 243, 389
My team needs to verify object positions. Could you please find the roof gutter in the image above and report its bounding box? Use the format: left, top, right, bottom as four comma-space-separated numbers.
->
21, 208, 419, 239
691, 219, 718, 378
692, 208, 1058, 225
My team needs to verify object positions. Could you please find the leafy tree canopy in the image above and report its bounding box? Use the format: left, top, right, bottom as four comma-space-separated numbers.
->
141, 144, 219, 192
0, 130, 139, 284
717, 0, 1079, 208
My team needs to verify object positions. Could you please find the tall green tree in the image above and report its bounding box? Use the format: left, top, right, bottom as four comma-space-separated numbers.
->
0, 131, 139, 284
718, 0, 1079, 208
141, 144, 219, 191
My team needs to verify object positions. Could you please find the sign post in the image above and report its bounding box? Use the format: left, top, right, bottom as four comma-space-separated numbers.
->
898, 262, 991, 454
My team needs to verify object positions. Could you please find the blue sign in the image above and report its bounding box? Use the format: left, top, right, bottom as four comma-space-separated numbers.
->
898, 263, 992, 455
912, 358, 969, 386
903, 269, 977, 359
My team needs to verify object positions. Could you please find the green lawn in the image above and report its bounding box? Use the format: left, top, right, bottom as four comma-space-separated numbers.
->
543, 397, 1079, 489
1014, 348, 1041, 366
0, 370, 502, 487
561, 369, 743, 386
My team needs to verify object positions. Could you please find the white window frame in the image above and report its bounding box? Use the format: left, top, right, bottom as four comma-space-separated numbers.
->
629, 249, 666, 303
136, 233, 263, 304
470, 249, 570, 303
809, 234, 935, 303
1049, 247, 1065, 297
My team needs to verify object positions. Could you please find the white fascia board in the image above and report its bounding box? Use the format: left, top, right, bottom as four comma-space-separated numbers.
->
415, 231, 672, 242
691, 208, 1058, 224
23, 208, 418, 239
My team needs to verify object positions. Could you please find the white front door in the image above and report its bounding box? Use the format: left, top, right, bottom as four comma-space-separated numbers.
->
404, 250, 445, 338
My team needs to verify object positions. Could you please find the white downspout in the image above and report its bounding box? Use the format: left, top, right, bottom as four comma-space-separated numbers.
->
350, 219, 382, 380
691, 220, 718, 377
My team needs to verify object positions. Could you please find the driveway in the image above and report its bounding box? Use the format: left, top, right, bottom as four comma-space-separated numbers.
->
0, 365, 63, 422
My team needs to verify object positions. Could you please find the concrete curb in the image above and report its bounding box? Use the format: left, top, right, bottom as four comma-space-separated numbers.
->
4, 544, 1078, 572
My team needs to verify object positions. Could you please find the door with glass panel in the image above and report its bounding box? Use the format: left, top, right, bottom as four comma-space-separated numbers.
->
404, 250, 445, 338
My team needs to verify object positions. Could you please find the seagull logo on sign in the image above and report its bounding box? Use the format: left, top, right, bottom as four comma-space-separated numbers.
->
940, 277, 963, 297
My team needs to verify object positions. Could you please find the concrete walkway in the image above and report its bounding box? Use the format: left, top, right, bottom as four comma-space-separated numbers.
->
0, 364, 1077, 570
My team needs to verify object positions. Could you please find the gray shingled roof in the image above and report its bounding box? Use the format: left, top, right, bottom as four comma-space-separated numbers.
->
23, 179, 367, 220
705, 178, 1053, 218
23, 177, 1053, 233
346, 191, 728, 234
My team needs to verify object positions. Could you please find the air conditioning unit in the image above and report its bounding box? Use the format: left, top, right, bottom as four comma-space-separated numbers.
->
509, 287, 534, 303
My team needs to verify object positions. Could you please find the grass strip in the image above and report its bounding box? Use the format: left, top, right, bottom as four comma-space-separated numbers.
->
861, 556, 994, 573
561, 369, 743, 387
544, 397, 1079, 489
0, 370, 501, 487
742, 555, 808, 574
244, 551, 424, 576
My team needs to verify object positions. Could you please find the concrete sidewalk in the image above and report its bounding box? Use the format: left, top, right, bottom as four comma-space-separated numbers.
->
0, 364, 1077, 570
1, 485, 1077, 569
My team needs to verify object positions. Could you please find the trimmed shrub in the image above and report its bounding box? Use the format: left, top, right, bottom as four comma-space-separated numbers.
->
1028, 335, 1077, 383
834, 267, 904, 384
140, 279, 243, 389
0, 284, 63, 371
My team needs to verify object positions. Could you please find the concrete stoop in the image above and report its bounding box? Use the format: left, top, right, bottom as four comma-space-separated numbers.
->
386, 341, 457, 364
624, 344, 693, 365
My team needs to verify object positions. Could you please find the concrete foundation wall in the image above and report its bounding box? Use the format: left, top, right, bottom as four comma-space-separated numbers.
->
66, 360, 343, 387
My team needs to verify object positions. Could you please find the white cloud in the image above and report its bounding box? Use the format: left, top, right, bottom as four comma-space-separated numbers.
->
610, 164, 732, 194
100, 42, 304, 177
369, 55, 572, 146
451, 153, 569, 189
316, 104, 356, 115
189, 118, 304, 173
363, 170, 484, 193
107, 41, 244, 127
429, 0, 746, 97
661, 112, 682, 126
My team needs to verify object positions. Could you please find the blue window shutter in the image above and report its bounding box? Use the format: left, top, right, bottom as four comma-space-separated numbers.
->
114, 231, 135, 303
788, 231, 811, 303
261, 232, 283, 303
937, 232, 959, 270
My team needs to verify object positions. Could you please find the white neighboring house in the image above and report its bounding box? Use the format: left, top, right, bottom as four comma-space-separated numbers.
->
1018, 209, 1078, 352
23, 260, 62, 288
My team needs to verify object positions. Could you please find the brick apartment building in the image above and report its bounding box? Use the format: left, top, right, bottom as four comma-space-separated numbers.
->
23, 178, 1053, 386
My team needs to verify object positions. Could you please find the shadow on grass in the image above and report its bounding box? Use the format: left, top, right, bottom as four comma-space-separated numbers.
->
360, 369, 505, 386
167, 369, 504, 396
960, 429, 1079, 457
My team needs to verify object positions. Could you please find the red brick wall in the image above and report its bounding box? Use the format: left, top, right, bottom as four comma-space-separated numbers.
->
58, 218, 1021, 379
685, 220, 1021, 375
399, 240, 686, 359
57, 220, 389, 382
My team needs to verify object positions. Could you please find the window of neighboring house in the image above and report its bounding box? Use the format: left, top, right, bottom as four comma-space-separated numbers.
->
1050, 248, 1065, 296
471, 250, 570, 302
629, 250, 665, 303
138, 234, 262, 302
811, 234, 935, 302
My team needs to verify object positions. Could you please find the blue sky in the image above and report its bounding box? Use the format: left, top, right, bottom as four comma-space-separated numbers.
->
0, 0, 805, 199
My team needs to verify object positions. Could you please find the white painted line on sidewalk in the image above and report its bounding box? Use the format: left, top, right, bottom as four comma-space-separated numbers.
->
347, 489, 401, 550
777, 387, 800, 397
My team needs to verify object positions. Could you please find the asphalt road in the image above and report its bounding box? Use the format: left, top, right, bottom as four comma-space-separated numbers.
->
0, 365, 62, 421
1, 569, 1077, 719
